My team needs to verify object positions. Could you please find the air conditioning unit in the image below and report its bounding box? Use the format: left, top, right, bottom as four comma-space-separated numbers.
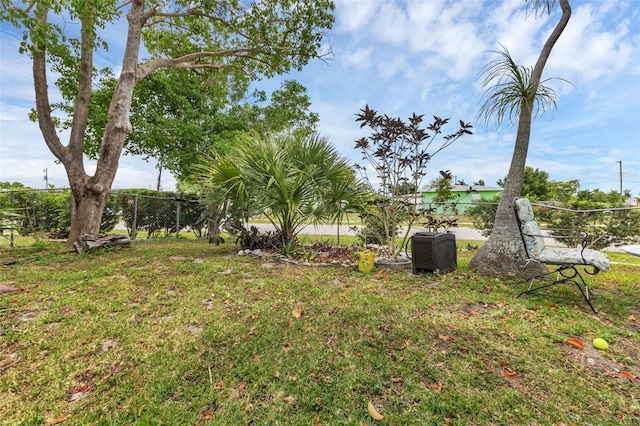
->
411, 232, 457, 274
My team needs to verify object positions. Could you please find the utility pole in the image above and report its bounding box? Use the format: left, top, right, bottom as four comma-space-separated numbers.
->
617, 161, 623, 204
43, 168, 48, 188
156, 163, 162, 192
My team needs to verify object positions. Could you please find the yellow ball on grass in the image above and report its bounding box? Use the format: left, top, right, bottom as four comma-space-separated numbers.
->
593, 338, 608, 350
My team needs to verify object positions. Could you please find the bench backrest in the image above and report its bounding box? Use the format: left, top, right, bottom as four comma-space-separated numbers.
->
513, 197, 546, 259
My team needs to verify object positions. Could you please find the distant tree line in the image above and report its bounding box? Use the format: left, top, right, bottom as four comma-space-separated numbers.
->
464, 167, 640, 249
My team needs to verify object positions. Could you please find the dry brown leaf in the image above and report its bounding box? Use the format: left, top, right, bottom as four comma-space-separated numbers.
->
390, 377, 404, 383
567, 338, 585, 349
502, 366, 517, 379
0, 284, 24, 293
47, 414, 70, 425
283, 396, 295, 404
367, 401, 385, 421
620, 371, 636, 380
201, 408, 216, 420
292, 305, 302, 319
430, 383, 442, 393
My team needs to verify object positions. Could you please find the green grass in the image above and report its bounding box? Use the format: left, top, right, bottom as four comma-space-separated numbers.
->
1, 240, 639, 425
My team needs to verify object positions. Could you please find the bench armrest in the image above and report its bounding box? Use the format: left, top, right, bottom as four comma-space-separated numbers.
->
522, 228, 589, 251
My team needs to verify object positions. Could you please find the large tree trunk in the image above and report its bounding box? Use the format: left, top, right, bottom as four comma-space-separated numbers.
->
31, 2, 146, 250
469, 103, 546, 278
469, 0, 571, 278
67, 181, 111, 247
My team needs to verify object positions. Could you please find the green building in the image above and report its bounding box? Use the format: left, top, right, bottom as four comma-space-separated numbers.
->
421, 185, 503, 215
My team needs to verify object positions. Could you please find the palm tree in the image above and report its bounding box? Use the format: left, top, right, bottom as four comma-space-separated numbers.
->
469, 0, 572, 277
199, 131, 367, 248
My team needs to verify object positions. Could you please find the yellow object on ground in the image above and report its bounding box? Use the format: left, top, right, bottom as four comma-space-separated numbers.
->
357, 251, 375, 273
593, 338, 608, 350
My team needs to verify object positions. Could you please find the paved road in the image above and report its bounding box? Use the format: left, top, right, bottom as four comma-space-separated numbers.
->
247, 223, 487, 241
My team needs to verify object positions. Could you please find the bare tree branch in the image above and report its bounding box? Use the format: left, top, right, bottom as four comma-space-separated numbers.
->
32, 5, 68, 164
136, 48, 273, 80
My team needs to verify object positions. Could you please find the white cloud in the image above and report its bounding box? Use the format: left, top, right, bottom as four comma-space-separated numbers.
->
335, 0, 381, 34
376, 54, 410, 80
341, 47, 373, 70
549, 3, 640, 83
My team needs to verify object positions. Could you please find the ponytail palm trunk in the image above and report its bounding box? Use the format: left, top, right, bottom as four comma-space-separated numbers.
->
469, 0, 572, 277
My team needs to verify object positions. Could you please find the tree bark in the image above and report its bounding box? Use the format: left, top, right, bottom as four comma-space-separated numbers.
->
469, 0, 571, 277
74, 234, 131, 253
469, 103, 544, 278
31, 1, 147, 250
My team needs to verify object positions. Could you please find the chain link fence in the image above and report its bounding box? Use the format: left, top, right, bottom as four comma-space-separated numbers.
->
2, 190, 638, 250
0, 189, 207, 248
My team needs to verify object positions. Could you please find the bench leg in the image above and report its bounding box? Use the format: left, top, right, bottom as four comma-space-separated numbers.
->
518, 265, 597, 314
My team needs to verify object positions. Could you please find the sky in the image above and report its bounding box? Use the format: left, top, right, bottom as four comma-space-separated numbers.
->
1, 0, 639, 195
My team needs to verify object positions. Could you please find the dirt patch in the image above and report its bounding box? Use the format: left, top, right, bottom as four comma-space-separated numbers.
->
561, 337, 639, 383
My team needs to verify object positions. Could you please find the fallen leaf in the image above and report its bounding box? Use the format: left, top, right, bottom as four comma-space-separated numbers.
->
480, 369, 495, 375
201, 408, 216, 420
292, 304, 302, 319
47, 414, 70, 424
283, 396, 295, 404
71, 383, 91, 394
567, 338, 585, 349
390, 377, 404, 383
620, 371, 636, 380
0, 284, 24, 293
430, 383, 442, 392
444, 418, 453, 425
502, 366, 517, 379
367, 401, 385, 421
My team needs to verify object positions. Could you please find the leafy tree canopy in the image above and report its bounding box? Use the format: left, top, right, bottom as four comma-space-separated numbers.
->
78, 68, 319, 182
498, 166, 550, 201
2, 0, 335, 248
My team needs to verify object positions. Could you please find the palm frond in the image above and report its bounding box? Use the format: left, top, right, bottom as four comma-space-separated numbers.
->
476, 44, 564, 127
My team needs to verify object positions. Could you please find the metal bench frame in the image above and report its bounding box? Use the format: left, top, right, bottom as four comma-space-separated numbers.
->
513, 197, 610, 314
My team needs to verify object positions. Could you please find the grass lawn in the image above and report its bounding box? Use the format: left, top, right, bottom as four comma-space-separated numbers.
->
1, 239, 639, 425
